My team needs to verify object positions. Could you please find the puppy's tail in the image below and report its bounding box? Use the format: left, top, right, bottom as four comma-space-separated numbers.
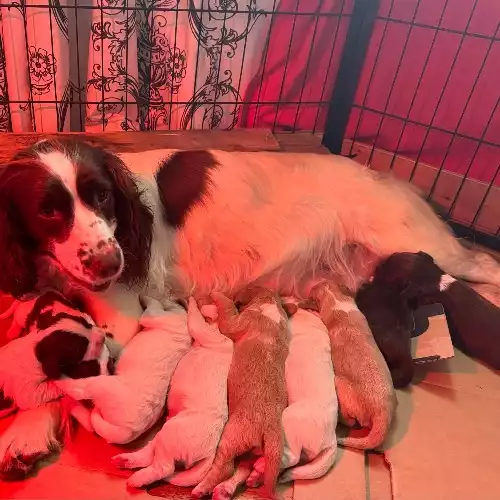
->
279, 446, 337, 483
168, 456, 213, 487
338, 413, 390, 450
91, 410, 136, 444
262, 428, 284, 496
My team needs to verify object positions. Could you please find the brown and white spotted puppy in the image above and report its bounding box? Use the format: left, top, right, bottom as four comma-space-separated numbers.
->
310, 281, 396, 451
192, 286, 289, 500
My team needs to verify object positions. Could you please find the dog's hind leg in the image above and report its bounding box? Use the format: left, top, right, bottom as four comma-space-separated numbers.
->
212, 457, 255, 500
127, 460, 175, 489
112, 436, 157, 470
192, 419, 250, 498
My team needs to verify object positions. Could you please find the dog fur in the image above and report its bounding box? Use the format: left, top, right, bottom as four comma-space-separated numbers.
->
192, 287, 289, 499
247, 298, 337, 485
373, 252, 500, 371
356, 280, 414, 388
56, 297, 191, 444
113, 297, 233, 487
311, 281, 396, 450
2, 143, 500, 476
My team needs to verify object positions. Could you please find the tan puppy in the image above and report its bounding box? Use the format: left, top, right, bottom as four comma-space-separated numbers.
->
311, 281, 396, 450
192, 286, 289, 500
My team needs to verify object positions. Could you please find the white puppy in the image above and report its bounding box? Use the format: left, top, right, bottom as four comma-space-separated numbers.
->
247, 299, 338, 485
113, 297, 233, 488
56, 297, 191, 444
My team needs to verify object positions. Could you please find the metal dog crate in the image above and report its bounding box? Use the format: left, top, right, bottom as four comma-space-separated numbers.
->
0, 0, 498, 248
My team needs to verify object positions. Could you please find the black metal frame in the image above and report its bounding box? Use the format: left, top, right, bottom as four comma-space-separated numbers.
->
323, 0, 500, 251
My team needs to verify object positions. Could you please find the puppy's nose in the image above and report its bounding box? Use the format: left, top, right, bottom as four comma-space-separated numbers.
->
91, 245, 122, 279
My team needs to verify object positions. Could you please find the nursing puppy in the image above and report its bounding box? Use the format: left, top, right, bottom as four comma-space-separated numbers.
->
356, 281, 414, 388
192, 287, 289, 500
311, 282, 396, 450
0, 291, 114, 413
374, 251, 500, 371
113, 297, 233, 488
247, 297, 337, 486
56, 297, 191, 444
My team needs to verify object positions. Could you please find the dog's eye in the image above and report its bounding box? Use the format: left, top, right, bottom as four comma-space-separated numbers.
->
40, 206, 58, 219
96, 189, 110, 203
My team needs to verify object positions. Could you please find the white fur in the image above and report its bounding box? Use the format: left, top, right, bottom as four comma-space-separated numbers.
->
7, 147, 500, 477
258, 303, 283, 324
131, 150, 500, 297
56, 297, 191, 444
40, 151, 123, 288
247, 307, 338, 485
113, 297, 233, 487
439, 274, 456, 291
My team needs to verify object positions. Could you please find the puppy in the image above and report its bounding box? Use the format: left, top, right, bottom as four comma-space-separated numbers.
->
374, 251, 500, 370
356, 281, 414, 388
247, 297, 337, 486
0, 291, 114, 413
113, 297, 233, 488
311, 281, 396, 450
192, 287, 289, 500
56, 297, 191, 444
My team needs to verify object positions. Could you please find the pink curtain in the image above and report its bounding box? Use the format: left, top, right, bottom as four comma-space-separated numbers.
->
0, 0, 276, 132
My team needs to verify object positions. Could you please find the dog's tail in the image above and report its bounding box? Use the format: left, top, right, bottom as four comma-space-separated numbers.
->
279, 446, 337, 483
262, 428, 284, 496
168, 456, 213, 487
338, 413, 390, 450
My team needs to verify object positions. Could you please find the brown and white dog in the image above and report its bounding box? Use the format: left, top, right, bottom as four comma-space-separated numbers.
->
192, 287, 289, 499
0, 140, 500, 475
311, 281, 396, 450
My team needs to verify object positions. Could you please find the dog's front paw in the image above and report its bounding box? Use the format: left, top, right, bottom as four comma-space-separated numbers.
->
0, 404, 62, 480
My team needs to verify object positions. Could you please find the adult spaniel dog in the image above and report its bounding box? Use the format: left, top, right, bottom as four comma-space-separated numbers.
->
0, 138, 498, 477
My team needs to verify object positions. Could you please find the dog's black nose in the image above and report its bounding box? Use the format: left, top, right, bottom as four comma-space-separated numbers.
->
91, 246, 122, 279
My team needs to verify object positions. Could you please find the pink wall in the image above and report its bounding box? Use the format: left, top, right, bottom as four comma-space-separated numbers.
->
347, 0, 500, 185
243, 0, 500, 186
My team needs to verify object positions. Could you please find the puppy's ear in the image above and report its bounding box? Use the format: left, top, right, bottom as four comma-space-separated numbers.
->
282, 302, 298, 318
100, 148, 154, 286
297, 298, 320, 312
35, 330, 89, 380
0, 167, 38, 298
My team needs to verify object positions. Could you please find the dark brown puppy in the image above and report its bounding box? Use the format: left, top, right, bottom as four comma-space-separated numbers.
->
192, 286, 289, 500
356, 281, 414, 388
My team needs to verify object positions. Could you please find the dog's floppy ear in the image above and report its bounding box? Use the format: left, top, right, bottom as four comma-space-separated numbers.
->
99, 148, 154, 286
0, 166, 38, 298
35, 330, 89, 380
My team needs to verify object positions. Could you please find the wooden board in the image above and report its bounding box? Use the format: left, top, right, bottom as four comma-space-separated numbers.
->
0, 129, 280, 164
343, 140, 500, 235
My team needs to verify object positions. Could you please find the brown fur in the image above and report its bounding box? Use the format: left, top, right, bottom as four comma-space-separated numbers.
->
311, 281, 396, 450
192, 287, 289, 499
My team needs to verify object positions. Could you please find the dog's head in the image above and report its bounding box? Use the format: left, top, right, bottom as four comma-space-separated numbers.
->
373, 251, 443, 299
0, 139, 154, 297
34, 326, 114, 380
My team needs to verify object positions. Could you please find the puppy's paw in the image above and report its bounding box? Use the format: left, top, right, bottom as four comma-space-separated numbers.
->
191, 482, 212, 498
212, 483, 234, 500
246, 470, 263, 488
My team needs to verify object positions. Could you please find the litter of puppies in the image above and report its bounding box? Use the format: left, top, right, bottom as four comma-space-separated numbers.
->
1, 251, 499, 496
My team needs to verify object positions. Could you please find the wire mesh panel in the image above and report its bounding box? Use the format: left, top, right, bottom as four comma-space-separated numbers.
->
338, 0, 500, 245
0, 0, 352, 134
